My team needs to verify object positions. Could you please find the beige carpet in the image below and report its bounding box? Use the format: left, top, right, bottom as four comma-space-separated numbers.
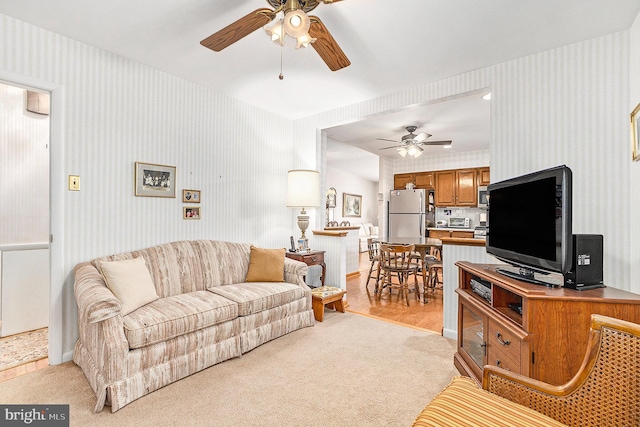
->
0, 312, 458, 426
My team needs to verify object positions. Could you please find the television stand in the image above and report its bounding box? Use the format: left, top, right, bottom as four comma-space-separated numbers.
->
495, 266, 562, 288
454, 261, 640, 386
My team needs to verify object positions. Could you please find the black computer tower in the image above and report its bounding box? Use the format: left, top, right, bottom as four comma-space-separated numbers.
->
564, 234, 605, 290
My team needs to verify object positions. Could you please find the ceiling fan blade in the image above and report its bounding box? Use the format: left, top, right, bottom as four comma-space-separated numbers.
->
423, 140, 452, 145
376, 138, 398, 143
413, 132, 431, 143
200, 8, 275, 52
308, 16, 350, 71
379, 146, 401, 150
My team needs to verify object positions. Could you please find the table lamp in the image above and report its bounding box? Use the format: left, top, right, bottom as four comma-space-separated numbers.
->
287, 169, 320, 250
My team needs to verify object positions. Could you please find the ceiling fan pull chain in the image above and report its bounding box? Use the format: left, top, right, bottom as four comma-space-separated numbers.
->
279, 42, 284, 80
279, 19, 285, 80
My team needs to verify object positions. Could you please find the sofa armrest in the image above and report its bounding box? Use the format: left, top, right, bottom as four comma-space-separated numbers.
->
283, 257, 309, 289
73, 262, 130, 391
74, 262, 122, 323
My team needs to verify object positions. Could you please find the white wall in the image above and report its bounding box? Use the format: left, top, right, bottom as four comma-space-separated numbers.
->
393, 149, 490, 176
629, 10, 640, 296
326, 165, 379, 225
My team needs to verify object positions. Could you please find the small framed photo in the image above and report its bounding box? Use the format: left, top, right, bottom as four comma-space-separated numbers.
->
342, 193, 362, 217
183, 206, 201, 220
631, 102, 640, 161
183, 189, 201, 203
135, 162, 176, 198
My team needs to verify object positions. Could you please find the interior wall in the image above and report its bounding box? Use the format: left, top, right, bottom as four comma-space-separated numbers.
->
326, 165, 379, 226
0, 14, 295, 360
297, 28, 636, 294
630, 11, 640, 293
393, 149, 491, 177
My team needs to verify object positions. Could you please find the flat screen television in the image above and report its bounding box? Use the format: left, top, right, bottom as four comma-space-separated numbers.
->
486, 165, 572, 287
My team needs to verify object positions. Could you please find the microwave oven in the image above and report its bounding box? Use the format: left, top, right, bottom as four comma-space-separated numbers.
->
478, 186, 488, 208
449, 217, 470, 228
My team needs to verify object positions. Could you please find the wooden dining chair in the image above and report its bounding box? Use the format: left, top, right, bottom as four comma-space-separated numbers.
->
365, 238, 381, 292
378, 243, 420, 306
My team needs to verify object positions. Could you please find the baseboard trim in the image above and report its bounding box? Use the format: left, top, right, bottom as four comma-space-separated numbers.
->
442, 328, 457, 341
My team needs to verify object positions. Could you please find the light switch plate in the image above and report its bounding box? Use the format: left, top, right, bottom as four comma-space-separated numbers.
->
69, 175, 80, 191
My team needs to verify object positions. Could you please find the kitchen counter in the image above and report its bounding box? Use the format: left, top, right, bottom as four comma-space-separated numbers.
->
440, 237, 486, 246
427, 227, 475, 232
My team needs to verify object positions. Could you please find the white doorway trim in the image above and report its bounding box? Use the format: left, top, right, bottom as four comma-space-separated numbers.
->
0, 70, 65, 365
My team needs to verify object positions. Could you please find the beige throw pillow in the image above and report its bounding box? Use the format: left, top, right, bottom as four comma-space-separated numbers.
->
100, 257, 159, 316
245, 246, 285, 282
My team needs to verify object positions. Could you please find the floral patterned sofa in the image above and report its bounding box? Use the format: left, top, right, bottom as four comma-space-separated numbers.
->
73, 240, 314, 413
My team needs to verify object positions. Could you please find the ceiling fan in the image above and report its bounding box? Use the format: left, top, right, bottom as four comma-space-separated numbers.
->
378, 126, 452, 158
200, 0, 350, 72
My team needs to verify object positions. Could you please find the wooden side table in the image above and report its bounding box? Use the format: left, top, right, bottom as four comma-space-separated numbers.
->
311, 286, 346, 322
285, 250, 326, 287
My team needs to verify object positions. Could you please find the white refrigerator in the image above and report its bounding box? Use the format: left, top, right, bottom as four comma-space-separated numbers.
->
388, 189, 427, 240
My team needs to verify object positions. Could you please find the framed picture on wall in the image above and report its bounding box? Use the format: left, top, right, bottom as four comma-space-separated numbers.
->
135, 162, 176, 197
632, 102, 640, 161
183, 206, 201, 219
342, 193, 362, 217
183, 189, 201, 203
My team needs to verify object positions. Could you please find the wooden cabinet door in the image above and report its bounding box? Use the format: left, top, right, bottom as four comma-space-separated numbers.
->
429, 230, 451, 239
394, 173, 415, 190
415, 172, 434, 189
435, 171, 456, 206
451, 231, 474, 238
455, 169, 477, 206
477, 167, 490, 186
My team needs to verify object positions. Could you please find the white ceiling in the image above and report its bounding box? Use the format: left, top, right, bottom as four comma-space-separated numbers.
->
1, 0, 638, 182
325, 92, 492, 181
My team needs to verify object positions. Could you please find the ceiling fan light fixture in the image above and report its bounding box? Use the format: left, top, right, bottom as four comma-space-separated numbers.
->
265, 19, 285, 45
397, 147, 408, 157
284, 10, 310, 38
295, 32, 317, 49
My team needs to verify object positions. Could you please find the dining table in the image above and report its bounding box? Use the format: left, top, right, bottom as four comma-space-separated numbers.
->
374, 237, 443, 298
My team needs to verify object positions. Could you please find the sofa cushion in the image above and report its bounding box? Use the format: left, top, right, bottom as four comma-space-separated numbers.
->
208, 282, 307, 316
99, 257, 159, 316
412, 376, 567, 427
122, 290, 239, 349
245, 246, 285, 282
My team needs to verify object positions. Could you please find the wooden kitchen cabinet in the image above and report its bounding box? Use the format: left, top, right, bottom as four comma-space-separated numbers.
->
434, 170, 456, 205
429, 229, 474, 239
393, 173, 415, 190
451, 230, 474, 238
454, 261, 640, 386
414, 172, 435, 189
429, 229, 452, 239
477, 167, 490, 186
435, 169, 477, 207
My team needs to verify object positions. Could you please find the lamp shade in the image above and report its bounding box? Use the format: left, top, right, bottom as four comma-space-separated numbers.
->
287, 170, 320, 207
